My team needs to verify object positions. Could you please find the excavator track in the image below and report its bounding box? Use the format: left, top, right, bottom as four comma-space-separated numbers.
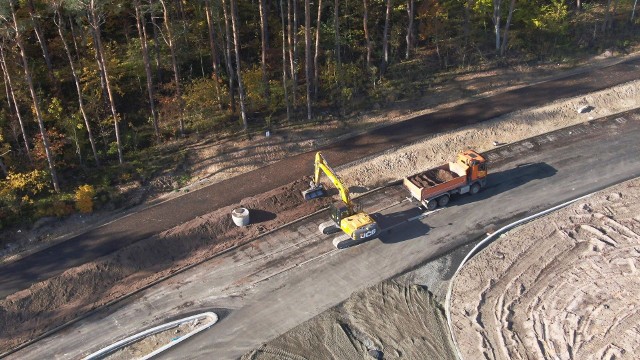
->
318, 221, 341, 235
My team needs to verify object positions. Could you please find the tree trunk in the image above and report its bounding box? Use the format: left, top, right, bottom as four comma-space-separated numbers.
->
88, 0, 124, 164
603, 0, 612, 32
222, 0, 236, 112
88, 18, 111, 115
577, 0, 581, 11
0, 156, 7, 177
204, 0, 223, 110
289, 0, 299, 111
405, 0, 414, 60
463, 0, 471, 46
229, 0, 248, 130
304, 0, 312, 120
26, 0, 58, 92
334, 0, 343, 112
67, 15, 82, 63
280, 0, 291, 122
381, 0, 392, 75
313, 0, 323, 98
134, 1, 160, 143
0, 43, 31, 163
632, 0, 638, 22
149, 0, 161, 70
160, 0, 184, 137
259, 0, 271, 101
10, 0, 60, 191
499, 0, 516, 56
494, 0, 502, 51
55, 6, 100, 166
363, 0, 371, 71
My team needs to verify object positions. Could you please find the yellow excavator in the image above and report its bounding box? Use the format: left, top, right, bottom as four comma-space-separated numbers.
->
302, 152, 379, 248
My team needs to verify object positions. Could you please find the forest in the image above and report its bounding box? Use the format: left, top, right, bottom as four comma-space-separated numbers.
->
0, 0, 638, 228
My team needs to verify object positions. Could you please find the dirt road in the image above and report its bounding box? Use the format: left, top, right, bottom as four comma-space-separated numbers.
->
11, 111, 640, 359
2, 55, 639, 300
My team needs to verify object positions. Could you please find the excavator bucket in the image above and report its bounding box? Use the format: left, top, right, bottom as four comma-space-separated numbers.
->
302, 182, 326, 200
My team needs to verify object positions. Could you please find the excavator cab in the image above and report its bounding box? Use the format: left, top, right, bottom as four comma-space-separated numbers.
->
330, 201, 352, 224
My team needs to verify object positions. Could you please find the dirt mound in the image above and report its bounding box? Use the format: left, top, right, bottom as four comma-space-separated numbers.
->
243, 281, 455, 360
450, 178, 640, 359
0, 179, 331, 353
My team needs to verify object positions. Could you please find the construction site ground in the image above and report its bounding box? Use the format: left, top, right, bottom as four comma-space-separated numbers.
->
8, 108, 640, 359
2, 51, 640, 359
450, 176, 640, 360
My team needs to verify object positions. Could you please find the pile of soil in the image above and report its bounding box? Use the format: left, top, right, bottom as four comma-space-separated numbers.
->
0, 179, 331, 353
450, 178, 640, 359
243, 281, 455, 360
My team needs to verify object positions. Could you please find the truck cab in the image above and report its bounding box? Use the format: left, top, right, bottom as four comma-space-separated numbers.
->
457, 150, 487, 183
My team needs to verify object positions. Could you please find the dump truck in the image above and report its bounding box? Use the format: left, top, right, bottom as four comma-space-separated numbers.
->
403, 149, 487, 210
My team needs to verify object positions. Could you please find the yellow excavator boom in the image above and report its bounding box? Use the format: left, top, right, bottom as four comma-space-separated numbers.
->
312, 152, 352, 209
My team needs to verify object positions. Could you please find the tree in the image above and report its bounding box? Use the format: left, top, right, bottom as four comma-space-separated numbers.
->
203, 0, 223, 109
26, 0, 58, 92
313, 0, 323, 98
159, 0, 184, 137
259, 0, 270, 101
381, 0, 392, 75
53, 1, 100, 165
362, 0, 372, 72
0, 41, 31, 163
85, 0, 124, 164
280, 0, 291, 122
221, 0, 235, 112
633, 0, 638, 22
304, 0, 312, 120
5, 0, 60, 191
288, 0, 299, 111
406, 0, 415, 59
134, 0, 160, 142
500, 0, 516, 56
228, 0, 248, 130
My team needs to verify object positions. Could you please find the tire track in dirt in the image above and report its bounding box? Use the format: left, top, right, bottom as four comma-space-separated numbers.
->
451, 179, 640, 359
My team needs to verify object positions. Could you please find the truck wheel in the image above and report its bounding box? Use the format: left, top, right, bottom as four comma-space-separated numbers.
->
426, 199, 438, 211
438, 195, 450, 207
470, 183, 481, 195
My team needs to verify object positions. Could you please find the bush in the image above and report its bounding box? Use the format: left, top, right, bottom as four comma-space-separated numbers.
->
75, 184, 96, 214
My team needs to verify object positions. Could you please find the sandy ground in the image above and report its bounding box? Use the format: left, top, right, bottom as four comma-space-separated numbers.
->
450, 177, 640, 360
242, 281, 454, 360
105, 320, 199, 360
2, 51, 640, 354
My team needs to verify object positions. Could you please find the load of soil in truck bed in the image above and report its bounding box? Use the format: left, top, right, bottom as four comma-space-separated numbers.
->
410, 168, 457, 188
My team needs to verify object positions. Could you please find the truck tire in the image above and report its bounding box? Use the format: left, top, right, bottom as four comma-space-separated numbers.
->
470, 183, 481, 195
438, 195, 450, 207
426, 199, 438, 211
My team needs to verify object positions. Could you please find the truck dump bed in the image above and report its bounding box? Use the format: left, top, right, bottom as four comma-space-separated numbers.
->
404, 163, 468, 202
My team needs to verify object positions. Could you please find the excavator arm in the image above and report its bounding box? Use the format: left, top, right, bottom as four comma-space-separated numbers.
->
311, 152, 352, 207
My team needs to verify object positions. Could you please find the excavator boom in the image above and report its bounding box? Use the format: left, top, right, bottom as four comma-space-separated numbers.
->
304, 152, 352, 207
